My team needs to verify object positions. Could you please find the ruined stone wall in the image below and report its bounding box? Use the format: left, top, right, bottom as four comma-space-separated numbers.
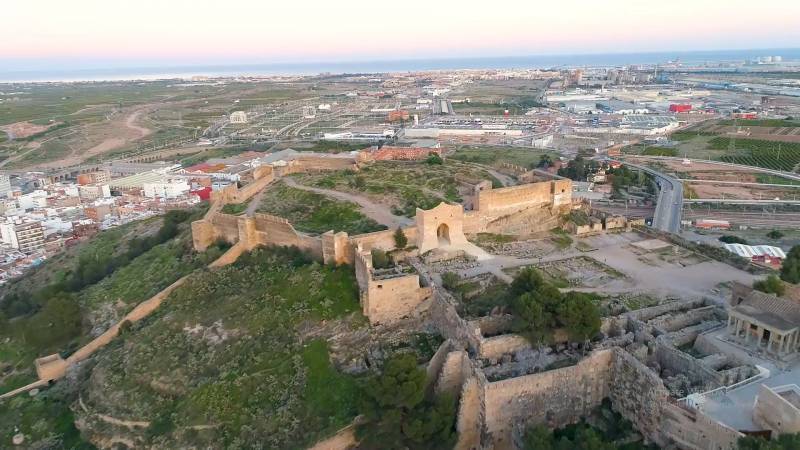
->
648, 306, 719, 333
427, 340, 456, 390
465, 204, 567, 236
625, 299, 707, 323
470, 315, 514, 338
753, 385, 800, 434
354, 248, 432, 325
349, 226, 419, 255
364, 274, 431, 324
427, 290, 483, 354
653, 340, 722, 390
660, 402, 742, 450
277, 156, 357, 176
455, 376, 485, 450
478, 335, 531, 361
435, 350, 472, 398
482, 350, 613, 448
567, 221, 604, 236
250, 213, 323, 259
321, 231, 350, 265
608, 348, 669, 442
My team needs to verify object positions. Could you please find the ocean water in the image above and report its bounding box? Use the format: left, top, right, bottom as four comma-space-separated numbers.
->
2, 48, 800, 83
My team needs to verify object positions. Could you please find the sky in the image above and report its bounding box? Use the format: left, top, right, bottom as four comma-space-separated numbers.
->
2, 0, 800, 69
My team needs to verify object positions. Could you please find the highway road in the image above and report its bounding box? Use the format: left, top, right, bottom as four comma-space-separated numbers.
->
609, 159, 683, 233
625, 155, 800, 182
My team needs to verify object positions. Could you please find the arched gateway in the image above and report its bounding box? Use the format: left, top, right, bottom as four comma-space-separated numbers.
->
415, 202, 469, 254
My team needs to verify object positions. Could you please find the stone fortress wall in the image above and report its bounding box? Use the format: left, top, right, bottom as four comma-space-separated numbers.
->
437, 344, 744, 450
14, 153, 761, 450
462, 179, 574, 236
191, 171, 575, 327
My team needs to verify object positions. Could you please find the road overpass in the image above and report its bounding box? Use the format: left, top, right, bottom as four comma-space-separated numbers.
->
609, 159, 683, 233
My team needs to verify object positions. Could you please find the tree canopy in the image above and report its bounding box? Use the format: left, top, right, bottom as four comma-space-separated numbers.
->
780, 245, 800, 284
356, 353, 456, 450
509, 267, 601, 344
753, 274, 786, 296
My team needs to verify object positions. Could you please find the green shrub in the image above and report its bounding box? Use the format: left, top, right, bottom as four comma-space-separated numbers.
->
393, 228, 408, 249
753, 275, 785, 296
719, 235, 748, 245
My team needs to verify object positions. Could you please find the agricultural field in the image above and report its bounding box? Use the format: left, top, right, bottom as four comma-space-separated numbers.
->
293, 160, 501, 217
256, 181, 387, 235
709, 137, 800, 172
0, 79, 314, 168
661, 130, 800, 172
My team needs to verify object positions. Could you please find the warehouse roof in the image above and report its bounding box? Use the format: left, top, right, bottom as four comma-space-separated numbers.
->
724, 244, 787, 259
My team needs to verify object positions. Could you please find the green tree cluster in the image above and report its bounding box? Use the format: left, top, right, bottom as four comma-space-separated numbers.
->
753, 274, 786, 296
523, 424, 615, 450
719, 235, 749, 245
510, 268, 601, 344
780, 245, 800, 284
426, 153, 444, 165
356, 353, 456, 450
557, 156, 599, 181
767, 230, 785, 240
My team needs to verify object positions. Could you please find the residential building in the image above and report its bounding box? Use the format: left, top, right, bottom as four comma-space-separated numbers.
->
0, 218, 45, 254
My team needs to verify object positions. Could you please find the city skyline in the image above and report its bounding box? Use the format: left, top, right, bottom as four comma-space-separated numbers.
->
3, 0, 800, 70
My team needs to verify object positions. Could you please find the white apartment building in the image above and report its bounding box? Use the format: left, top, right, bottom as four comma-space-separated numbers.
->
143, 179, 191, 198
0, 218, 45, 254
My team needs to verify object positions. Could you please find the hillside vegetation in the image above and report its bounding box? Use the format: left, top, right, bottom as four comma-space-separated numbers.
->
76, 246, 364, 449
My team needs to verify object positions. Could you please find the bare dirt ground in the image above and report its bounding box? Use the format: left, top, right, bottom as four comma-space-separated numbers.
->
659, 160, 756, 178
0, 121, 60, 139
688, 183, 798, 200
31, 107, 153, 169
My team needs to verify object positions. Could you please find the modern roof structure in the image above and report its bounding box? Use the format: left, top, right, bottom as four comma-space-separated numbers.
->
724, 244, 787, 260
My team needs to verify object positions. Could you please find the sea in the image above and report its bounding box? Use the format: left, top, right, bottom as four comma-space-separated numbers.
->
2, 48, 800, 83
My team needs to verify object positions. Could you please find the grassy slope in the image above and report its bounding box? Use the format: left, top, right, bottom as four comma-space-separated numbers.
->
0, 208, 215, 392
78, 247, 363, 449
257, 182, 387, 235
295, 160, 497, 217
449, 145, 559, 169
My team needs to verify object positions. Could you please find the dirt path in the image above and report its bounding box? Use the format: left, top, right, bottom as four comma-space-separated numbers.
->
18, 106, 155, 170
283, 177, 412, 229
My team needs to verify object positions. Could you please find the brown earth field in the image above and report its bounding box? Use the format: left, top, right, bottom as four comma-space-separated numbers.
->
0, 121, 61, 139
687, 182, 798, 200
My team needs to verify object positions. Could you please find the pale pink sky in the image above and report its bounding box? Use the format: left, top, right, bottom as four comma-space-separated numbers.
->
2, 0, 800, 65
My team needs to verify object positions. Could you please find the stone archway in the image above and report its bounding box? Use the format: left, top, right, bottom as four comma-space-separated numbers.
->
437, 223, 451, 245
415, 202, 468, 254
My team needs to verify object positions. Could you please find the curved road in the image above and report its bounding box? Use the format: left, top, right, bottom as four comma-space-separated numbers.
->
609, 159, 683, 233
